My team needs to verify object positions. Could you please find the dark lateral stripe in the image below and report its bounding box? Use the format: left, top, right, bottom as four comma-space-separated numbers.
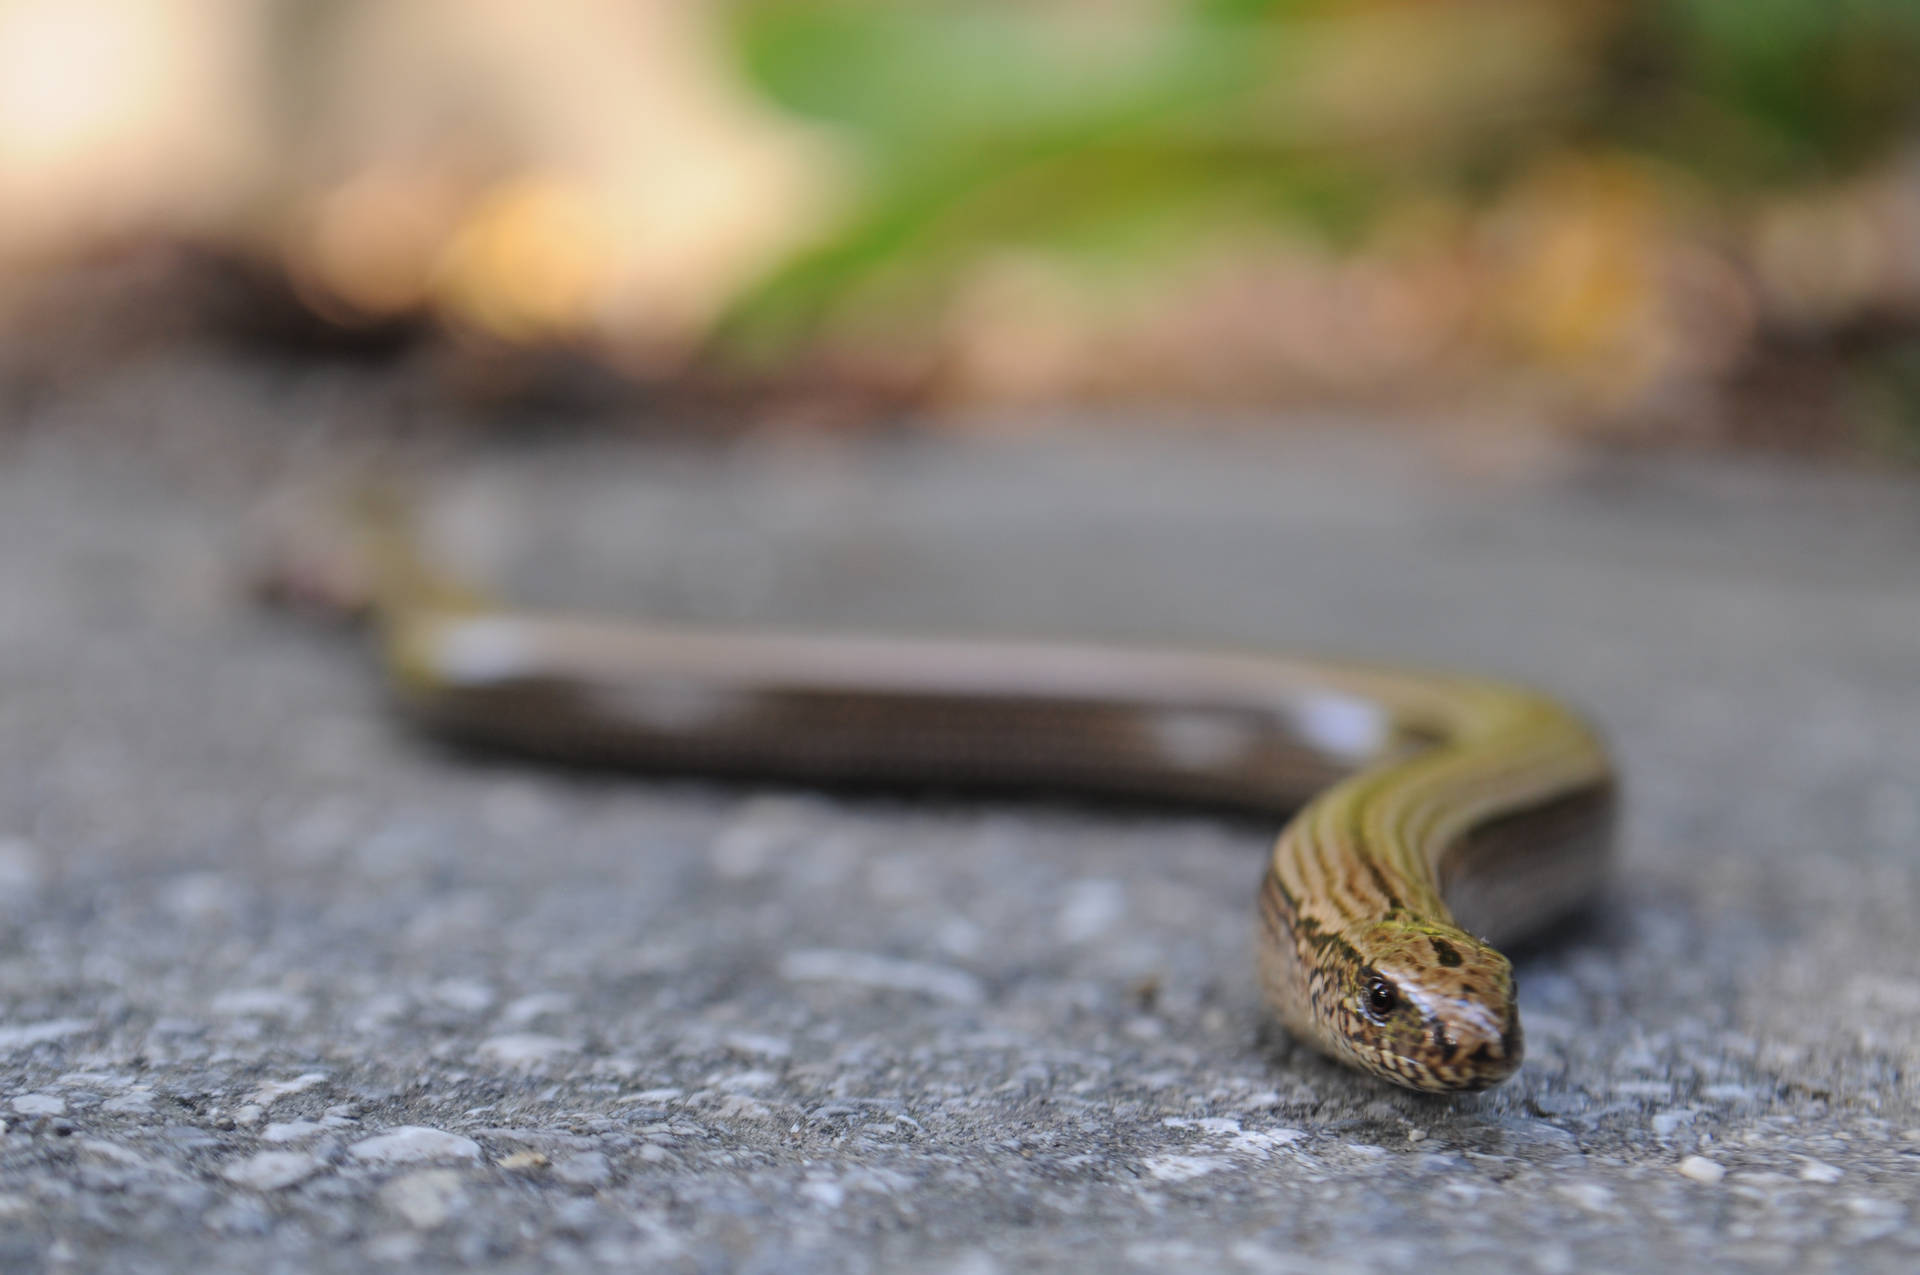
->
1258, 872, 1296, 942
1264, 869, 1300, 917
1362, 855, 1405, 913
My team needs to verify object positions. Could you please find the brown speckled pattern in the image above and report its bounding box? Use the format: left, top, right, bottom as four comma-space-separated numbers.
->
1259, 699, 1612, 1091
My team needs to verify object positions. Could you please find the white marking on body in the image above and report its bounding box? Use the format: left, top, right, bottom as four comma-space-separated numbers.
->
1148, 709, 1258, 770
1292, 694, 1389, 759
433, 618, 533, 683
601, 681, 745, 731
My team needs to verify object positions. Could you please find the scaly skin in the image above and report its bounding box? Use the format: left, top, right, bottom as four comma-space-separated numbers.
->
273, 490, 1619, 1093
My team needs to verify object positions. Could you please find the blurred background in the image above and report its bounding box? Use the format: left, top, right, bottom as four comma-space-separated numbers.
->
2, 0, 1918, 456
4, 12, 1920, 1268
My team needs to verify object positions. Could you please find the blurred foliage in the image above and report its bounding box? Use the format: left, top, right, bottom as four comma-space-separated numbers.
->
1625, 0, 1920, 182
718, 0, 1920, 368
1, 0, 1915, 451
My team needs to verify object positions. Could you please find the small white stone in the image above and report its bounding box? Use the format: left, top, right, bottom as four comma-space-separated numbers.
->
247, 1073, 327, 1107
56, 1071, 123, 1089
1532, 1243, 1576, 1275
1056, 878, 1126, 943
704, 1094, 772, 1123
939, 1252, 1002, 1275
934, 916, 984, 958
11, 1093, 65, 1116
366, 1232, 422, 1263
1232, 1129, 1304, 1157
553, 1152, 613, 1188
498, 992, 573, 1028
430, 979, 496, 1013
798, 1177, 846, 1208
1799, 1159, 1844, 1183
211, 989, 311, 1021
619, 1087, 682, 1104
1143, 1155, 1227, 1182
1842, 1197, 1906, 1241
1162, 1116, 1241, 1134
714, 1070, 778, 1094
709, 797, 817, 880
1650, 1108, 1697, 1137
722, 1032, 791, 1060
349, 1127, 481, 1164
161, 873, 247, 922
478, 1033, 579, 1070
74, 1140, 153, 1169
778, 949, 985, 1005
350, 993, 410, 1032
381, 1169, 467, 1229
1677, 1155, 1726, 1184
0, 1019, 91, 1053
1845, 1196, 1903, 1220
1555, 1181, 1616, 1213
0, 837, 44, 900
222, 1150, 322, 1191
261, 1121, 326, 1143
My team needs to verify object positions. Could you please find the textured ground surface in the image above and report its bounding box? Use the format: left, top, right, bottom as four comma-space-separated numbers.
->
1, 362, 1918, 1273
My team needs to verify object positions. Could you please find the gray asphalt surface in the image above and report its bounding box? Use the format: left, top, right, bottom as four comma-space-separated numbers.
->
1, 360, 1918, 1272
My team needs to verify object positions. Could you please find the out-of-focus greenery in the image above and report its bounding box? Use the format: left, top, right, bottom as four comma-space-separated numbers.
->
1627, 0, 1920, 182
718, 0, 1920, 362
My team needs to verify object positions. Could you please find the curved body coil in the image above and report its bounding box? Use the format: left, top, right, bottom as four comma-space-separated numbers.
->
379, 602, 1614, 1092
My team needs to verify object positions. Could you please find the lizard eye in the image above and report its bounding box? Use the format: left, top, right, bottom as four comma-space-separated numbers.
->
1365, 976, 1398, 1019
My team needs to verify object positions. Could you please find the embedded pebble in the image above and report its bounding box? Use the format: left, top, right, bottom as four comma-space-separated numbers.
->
1142, 1156, 1227, 1182
381, 1170, 468, 1229
498, 993, 573, 1028
1677, 1156, 1727, 1184
160, 873, 248, 923
210, 989, 311, 1020
0, 1020, 91, 1053
722, 1033, 792, 1060
799, 1177, 849, 1209
11, 1094, 65, 1116
1799, 1160, 1844, 1183
1056, 878, 1126, 943
1554, 1182, 1616, 1213
1650, 1109, 1697, 1137
221, 1151, 322, 1191
778, 949, 986, 1005
478, 1034, 580, 1069
430, 979, 496, 1013
349, 1128, 482, 1164
0, 837, 43, 900
247, 1073, 328, 1107
553, 1152, 613, 1188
